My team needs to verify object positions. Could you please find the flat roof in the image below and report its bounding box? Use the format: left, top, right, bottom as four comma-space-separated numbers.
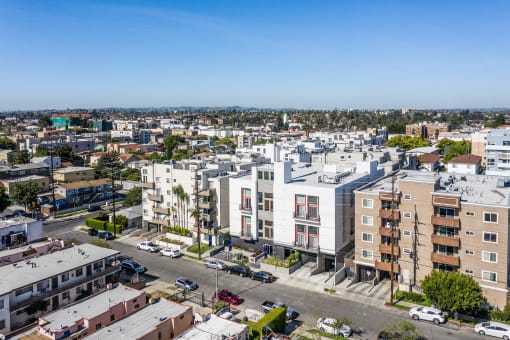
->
0, 216, 39, 229
175, 314, 248, 340
0, 239, 54, 258
1, 175, 47, 183
0, 244, 119, 296
88, 299, 190, 340
59, 178, 110, 190
357, 170, 510, 206
41, 284, 142, 333
0, 163, 48, 171
54, 166, 94, 174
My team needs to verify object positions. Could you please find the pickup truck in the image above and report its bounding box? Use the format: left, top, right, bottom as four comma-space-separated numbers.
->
261, 301, 298, 320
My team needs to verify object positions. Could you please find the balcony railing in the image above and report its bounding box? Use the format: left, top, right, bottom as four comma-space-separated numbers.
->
431, 252, 460, 267
293, 242, 320, 253
199, 200, 216, 209
375, 261, 399, 273
152, 206, 169, 215
149, 218, 169, 226
141, 182, 155, 189
379, 227, 400, 238
379, 208, 400, 220
379, 244, 400, 256
293, 212, 321, 223
239, 204, 252, 214
431, 215, 461, 228
201, 213, 216, 222
197, 188, 216, 196
431, 234, 460, 247
147, 194, 163, 202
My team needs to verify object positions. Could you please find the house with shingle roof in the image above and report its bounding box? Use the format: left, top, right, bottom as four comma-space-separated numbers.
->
447, 154, 482, 174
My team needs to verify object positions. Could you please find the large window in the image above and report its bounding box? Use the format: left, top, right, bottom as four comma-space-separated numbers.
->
295, 195, 306, 218
483, 212, 498, 223
436, 207, 457, 218
362, 215, 373, 226
264, 220, 273, 239
264, 193, 274, 212
361, 249, 373, 260
242, 216, 252, 236
241, 188, 252, 210
307, 196, 319, 219
362, 198, 373, 209
294, 224, 319, 249
482, 251, 497, 263
295, 224, 306, 247
361, 232, 373, 243
482, 271, 497, 282
483, 232, 498, 243
294, 195, 319, 220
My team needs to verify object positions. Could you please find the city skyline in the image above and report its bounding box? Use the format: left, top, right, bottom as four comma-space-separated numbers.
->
1, 0, 509, 111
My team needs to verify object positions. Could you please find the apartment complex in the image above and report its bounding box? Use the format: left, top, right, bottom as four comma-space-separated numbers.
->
53, 166, 95, 183
54, 179, 112, 206
0, 244, 120, 334
354, 171, 509, 308
230, 160, 382, 272
485, 128, 510, 176
405, 122, 451, 140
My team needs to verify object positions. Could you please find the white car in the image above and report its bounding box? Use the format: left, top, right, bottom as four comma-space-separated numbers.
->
409, 306, 446, 325
160, 248, 180, 258
475, 321, 510, 339
136, 241, 160, 253
316, 317, 352, 337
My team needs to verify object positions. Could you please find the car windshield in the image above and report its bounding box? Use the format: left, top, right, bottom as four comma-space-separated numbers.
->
132, 263, 142, 268
184, 280, 193, 285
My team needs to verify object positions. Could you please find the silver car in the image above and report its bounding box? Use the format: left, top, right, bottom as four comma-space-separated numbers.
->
204, 259, 228, 270
175, 277, 198, 291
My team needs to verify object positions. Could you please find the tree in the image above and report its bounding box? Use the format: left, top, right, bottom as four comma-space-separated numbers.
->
385, 135, 429, 151
215, 137, 236, 149
54, 144, 73, 159
95, 151, 121, 178
12, 150, 30, 164
38, 114, 52, 129
114, 214, 128, 228
12, 181, 41, 211
436, 139, 471, 163
145, 152, 164, 162
124, 187, 142, 207
421, 270, 484, 314
381, 320, 422, 340
33, 146, 48, 157
0, 187, 10, 213
122, 168, 141, 181
0, 137, 14, 150
490, 113, 506, 128
164, 135, 184, 159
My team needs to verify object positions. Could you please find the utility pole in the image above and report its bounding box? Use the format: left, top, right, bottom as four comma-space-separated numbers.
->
49, 141, 56, 218
390, 175, 396, 304
412, 204, 419, 292
194, 169, 202, 260
110, 163, 117, 238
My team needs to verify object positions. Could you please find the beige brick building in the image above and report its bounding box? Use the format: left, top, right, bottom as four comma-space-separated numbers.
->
405, 122, 451, 140
354, 171, 509, 308
53, 166, 95, 183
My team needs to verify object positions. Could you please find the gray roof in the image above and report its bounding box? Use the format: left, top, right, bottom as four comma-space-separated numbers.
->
40, 284, 142, 333
87, 299, 190, 340
175, 314, 248, 340
0, 216, 39, 230
54, 166, 94, 174
0, 244, 119, 296
0, 162, 48, 171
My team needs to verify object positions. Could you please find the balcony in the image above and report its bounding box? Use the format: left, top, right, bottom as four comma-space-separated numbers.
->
149, 218, 169, 226
10, 265, 120, 311
379, 227, 400, 238
379, 192, 400, 202
375, 261, 399, 273
197, 188, 215, 196
147, 194, 163, 202
141, 182, 155, 189
431, 215, 461, 228
293, 242, 320, 253
201, 213, 216, 222
239, 204, 252, 214
431, 252, 460, 267
431, 234, 460, 247
379, 244, 400, 256
152, 206, 170, 215
432, 195, 460, 208
293, 212, 321, 223
379, 208, 400, 220
199, 200, 216, 209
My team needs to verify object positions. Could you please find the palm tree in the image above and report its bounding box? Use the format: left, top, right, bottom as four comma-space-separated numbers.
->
183, 192, 190, 230
172, 186, 181, 227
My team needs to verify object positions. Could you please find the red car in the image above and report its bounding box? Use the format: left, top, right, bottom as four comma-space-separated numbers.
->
215, 290, 242, 305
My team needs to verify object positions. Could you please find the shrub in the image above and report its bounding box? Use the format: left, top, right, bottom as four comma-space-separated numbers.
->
252, 306, 287, 336
395, 290, 427, 304
263, 251, 300, 268
491, 305, 510, 323
105, 223, 122, 234
188, 243, 210, 254
91, 239, 112, 249
160, 237, 184, 245
167, 226, 191, 236
85, 218, 106, 229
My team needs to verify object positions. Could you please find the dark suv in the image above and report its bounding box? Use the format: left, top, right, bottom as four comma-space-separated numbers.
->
228, 265, 251, 277
88, 228, 98, 236
121, 259, 146, 274
250, 271, 274, 283
98, 231, 114, 240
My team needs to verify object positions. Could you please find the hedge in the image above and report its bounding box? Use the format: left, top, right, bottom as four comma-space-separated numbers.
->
85, 218, 121, 234
250, 306, 286, 338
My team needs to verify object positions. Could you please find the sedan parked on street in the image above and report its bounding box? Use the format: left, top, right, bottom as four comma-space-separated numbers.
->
215, 289, 242, 305
250, 271, 274, 283
136, 241, 160, 253
204, 259, 229, 270
175, 277, 198, 291
409, 307, 446, 325
160, 248, 181, 258
317, 317, 353, 337
228, 265, 251, 277
121, 259, 146, 274
475, 321, 510, 339
98, 231, 114, 240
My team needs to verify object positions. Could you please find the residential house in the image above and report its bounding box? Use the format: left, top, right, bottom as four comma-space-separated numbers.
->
447, 154, 482, 174
418, 153, 440, 172
175, 314, 248, 340
30, 156, 61, 171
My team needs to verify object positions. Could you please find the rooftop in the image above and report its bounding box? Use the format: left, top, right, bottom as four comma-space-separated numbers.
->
0, 163, 48, 172
175, 314, 248, 340
448, 154, 482, 164
357, 170, 510, 206
0, 244, 119, 296
54, 166, 94, 174
40, 284, 142, 333
59, 178, 111, 190
1, 175, 48, 183
0, 216, 39, 230
88, 299, 190, 340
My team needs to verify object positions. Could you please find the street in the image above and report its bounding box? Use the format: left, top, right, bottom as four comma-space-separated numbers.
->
43, 219, 482, 340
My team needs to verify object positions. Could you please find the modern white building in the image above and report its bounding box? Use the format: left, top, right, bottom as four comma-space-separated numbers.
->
0, 217, 43, 251
485, 128, 510, 176
447, 154, 482, 175
229, 160, 383, 272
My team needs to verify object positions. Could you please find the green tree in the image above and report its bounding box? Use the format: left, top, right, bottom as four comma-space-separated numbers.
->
164, 135, 184, 159
215, 137, 236, 149
436, 139, 471, 163
33, 146, 48, 157
38, 114, 52, 129
490, 113, 506, 128
12, 181, 41, 211
114, 214, 128, 228
95, 151, 121, 178
381, 320, 422, 340
385, 135, 429, 151
421, 270, 484, 314
54, 144, 73, 159
124, 187, 142, 207
122, 168, 141, 181
0, 137, 14, 150
12, 150, 31, 164
491, 305, 510, 322
145, 152, 164, 162
0, 187, 10, 213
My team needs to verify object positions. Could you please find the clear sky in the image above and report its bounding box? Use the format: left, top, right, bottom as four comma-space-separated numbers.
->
1, 0, 509, 110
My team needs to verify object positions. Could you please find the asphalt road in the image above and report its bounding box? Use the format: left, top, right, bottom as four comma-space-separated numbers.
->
43, 218, 482, 340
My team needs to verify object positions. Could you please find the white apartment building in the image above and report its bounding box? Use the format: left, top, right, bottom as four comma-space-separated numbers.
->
0, 217, 43, 251
485, 128, 510, 176
229, 160, 383, 272
0, 244, 120, 335
141, 160, 237, 245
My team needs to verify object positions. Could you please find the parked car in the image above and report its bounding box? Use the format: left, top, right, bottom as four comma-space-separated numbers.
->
98, 231, 114, 240
87, 205, 101, 212
250, 271, 274, 283
204, 259, 229, 270
409, 307, 446, 325
228, 265, 251, 277
475, 321, 510, 339
137, 241, 160, 252
215, 289, 242, 305
121, 259, 146, 274
261, 301, 298, 320
88, 227, 98, 236
175, 277, 198, 291
160, 248, 180, 258
317, 317, 352, 337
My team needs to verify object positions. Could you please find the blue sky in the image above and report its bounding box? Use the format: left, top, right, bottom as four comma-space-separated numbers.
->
1, 0, 509, 110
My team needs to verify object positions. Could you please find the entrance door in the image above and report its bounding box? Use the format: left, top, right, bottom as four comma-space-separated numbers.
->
51, 276, 58, 289
325, 258, 335, 272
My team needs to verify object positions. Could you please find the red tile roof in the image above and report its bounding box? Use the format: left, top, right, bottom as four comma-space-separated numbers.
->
418, 153, 440, 163
448, 154, 482, 164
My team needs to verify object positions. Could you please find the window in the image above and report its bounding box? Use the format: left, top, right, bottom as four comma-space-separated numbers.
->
0, 300, 4, 310
110, 314, 115, 321
166, 178, 170, 183
362, 198, 373, 208
295, 195, 306, 218
361, 232, 373, 243
465, 269, 474, 276
270, 172, 274, 181
263, 220, 273, 239
403, 212, 411, 219
308, 226, 319, 249
402, 248, 412, 254
307, 196, 319, 219
264, 193, 273, 212
482, 271, 497, 282
61, 273, 69, 282
62, 291, 70, 300
93, 261, 104, 271
263, 171, 269, 180
258, 171, 263, 180
483, 212, 498, 223
257, 192, 263, 210
37, 280, 50, 292
241, 188, 252, 210
76, 286, 82, 295
465, 249, 474, 255
241, 216, 252, 237
482, 251, 497, 263
362, 215, 373, 226
15, 286, 33, 296
75, 268, 83, 277
155, 177, 161, 183
466, 231, 475, 236
403, 230, 412, 237
404, 194, 412, 200
361, 249, 373, 260
483, 232, 498, 243
466, 211, 475, 216
295, 224, 306, 247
